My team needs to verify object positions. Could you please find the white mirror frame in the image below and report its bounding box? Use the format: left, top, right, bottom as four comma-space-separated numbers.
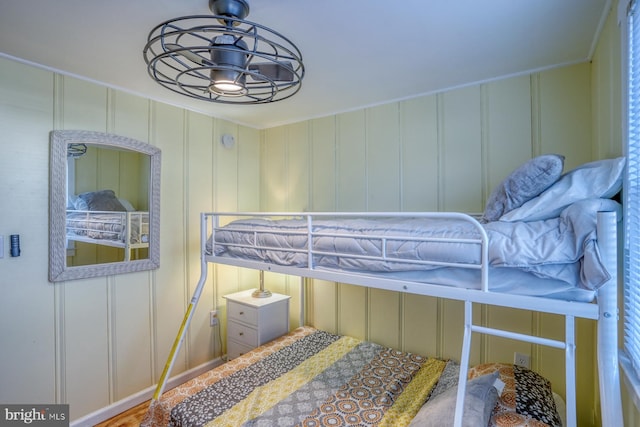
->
49, 130, 161, 282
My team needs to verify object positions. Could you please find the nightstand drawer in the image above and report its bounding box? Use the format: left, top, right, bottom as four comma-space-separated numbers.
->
227, 320, 258, 346
227, 301, 258, 326
224, 290, 291, 362
227, 340, 254, 360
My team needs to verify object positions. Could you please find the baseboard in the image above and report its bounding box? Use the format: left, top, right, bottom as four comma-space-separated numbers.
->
70, 357, 224, 427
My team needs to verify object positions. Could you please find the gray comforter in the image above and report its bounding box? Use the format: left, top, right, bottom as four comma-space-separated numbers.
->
210, 198, 620, 291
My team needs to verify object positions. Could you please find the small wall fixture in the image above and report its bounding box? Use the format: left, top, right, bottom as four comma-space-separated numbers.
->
221, 134, 235, 148
143, 0, 305, 105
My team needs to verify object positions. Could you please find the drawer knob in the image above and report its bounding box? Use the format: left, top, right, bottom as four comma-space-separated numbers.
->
239, 311, 244, 315
239, 332, 244, 336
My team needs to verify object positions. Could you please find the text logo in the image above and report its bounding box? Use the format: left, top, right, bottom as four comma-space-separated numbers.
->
0, 405, 69, 426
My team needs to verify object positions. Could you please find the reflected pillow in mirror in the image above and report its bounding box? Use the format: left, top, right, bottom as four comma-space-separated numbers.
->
118, 198, 136, 212
75, 189, 127, 211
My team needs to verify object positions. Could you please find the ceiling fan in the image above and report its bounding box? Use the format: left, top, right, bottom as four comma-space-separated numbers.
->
143, 0, 305, 104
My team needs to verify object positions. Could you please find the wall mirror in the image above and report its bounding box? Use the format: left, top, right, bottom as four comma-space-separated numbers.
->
49, 130, 161, 282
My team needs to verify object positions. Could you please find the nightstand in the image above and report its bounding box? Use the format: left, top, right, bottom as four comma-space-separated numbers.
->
223, 290, 291, 360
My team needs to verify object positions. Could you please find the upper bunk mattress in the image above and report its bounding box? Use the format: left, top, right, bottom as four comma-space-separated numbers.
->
208, 198, 619, 297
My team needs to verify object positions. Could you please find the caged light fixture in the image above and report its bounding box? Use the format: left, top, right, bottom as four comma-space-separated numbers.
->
143, 0, 305, 104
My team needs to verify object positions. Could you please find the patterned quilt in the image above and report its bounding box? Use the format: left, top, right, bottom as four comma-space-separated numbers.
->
142, 327, 447, 427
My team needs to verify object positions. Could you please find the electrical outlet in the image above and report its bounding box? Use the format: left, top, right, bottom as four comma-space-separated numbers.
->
514, 352, 531, 368
210, 310, 219, 327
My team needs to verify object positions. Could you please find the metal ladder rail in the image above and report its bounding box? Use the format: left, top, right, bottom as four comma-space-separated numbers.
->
453, 301, 577, 427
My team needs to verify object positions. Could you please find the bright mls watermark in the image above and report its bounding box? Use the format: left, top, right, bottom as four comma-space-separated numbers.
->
0, 405, 69, 426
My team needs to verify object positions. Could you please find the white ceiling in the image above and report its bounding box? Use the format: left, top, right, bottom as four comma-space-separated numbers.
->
0, 0, 610, 129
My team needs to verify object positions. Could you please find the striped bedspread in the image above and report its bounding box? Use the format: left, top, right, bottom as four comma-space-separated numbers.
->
142, 327, 446, 427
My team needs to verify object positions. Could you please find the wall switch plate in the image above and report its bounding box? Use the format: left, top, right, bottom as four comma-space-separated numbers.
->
210, 310, 219, 327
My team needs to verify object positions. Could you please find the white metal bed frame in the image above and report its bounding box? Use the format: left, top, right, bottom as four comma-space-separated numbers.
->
65, 210, 149, 261
151, 210, 623, 427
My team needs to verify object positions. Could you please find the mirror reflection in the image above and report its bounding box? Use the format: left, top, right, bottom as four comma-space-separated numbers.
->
49, 130, 161, 282
66, 144, 150, 266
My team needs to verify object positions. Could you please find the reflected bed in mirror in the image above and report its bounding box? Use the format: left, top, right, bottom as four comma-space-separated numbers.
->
49, 130, 161, 282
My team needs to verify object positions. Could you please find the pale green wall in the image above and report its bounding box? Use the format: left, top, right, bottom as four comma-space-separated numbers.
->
0, 56, 262, 421
259, 63, 599, 425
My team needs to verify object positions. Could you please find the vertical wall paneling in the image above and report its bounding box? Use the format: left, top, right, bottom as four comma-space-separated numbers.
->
485, 307, 533, 365
186, 112, 216, 368
233, 125, 263, 337
237, 126, 261, 212
368, 289, 401, 349
0, 54, 260, 422
482, 77, 537, 368
309, 280, 338, 333
64, 279, 110, 419
400, 96, 439, 212
441, 86, 483, 212
284, 122, 310, 323
261, 127, 287, 212
336, 111, 367, 211
214, 119, 243, 337
310, 116, 337, 211
401, 295, 439, 357
338, 284, 367, 340
259, 127, 289, 304
111, 271, 154, 401
482, 77, 533, 195
366, 104, 400, 211
536, 64, 596, 425
61, 76, 108, 132
60, 76, 112, 419
111, 90, 154, 400
592, 5, 623, 160
215, 119, 240, 212
0, 57, 56, 405
286, 121, 311, 212
537, 63, 593, 168
151, 102, 188, 380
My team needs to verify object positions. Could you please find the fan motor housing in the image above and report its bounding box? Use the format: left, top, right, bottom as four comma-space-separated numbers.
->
209, 0, 249, 19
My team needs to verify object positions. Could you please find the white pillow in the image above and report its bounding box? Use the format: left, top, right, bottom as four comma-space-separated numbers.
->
118, 198, 136, 212
500, 157, 625, 222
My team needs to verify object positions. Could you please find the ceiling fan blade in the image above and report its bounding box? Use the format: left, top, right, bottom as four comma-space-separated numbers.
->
248, 62, 294, 82
165, 44, 213, 66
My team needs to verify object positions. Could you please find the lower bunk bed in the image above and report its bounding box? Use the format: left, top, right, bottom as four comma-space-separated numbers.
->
147, 157, 626, 427
143, 326, 566, 427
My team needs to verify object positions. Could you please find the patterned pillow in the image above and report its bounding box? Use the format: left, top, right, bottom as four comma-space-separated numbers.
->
468, 363, 562, 427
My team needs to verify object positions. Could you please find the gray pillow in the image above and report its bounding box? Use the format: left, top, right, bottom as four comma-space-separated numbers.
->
75, 189, 127, 211
482, 154, 565, 222
409, 371, 499, 427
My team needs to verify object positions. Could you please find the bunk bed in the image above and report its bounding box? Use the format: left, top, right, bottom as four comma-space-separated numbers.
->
65, 189, 149, 261
65, 209, 150, 261
146, 156, 625, 427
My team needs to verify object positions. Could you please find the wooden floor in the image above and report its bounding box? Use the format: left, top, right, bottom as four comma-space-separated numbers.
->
94, 400, 150, 427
